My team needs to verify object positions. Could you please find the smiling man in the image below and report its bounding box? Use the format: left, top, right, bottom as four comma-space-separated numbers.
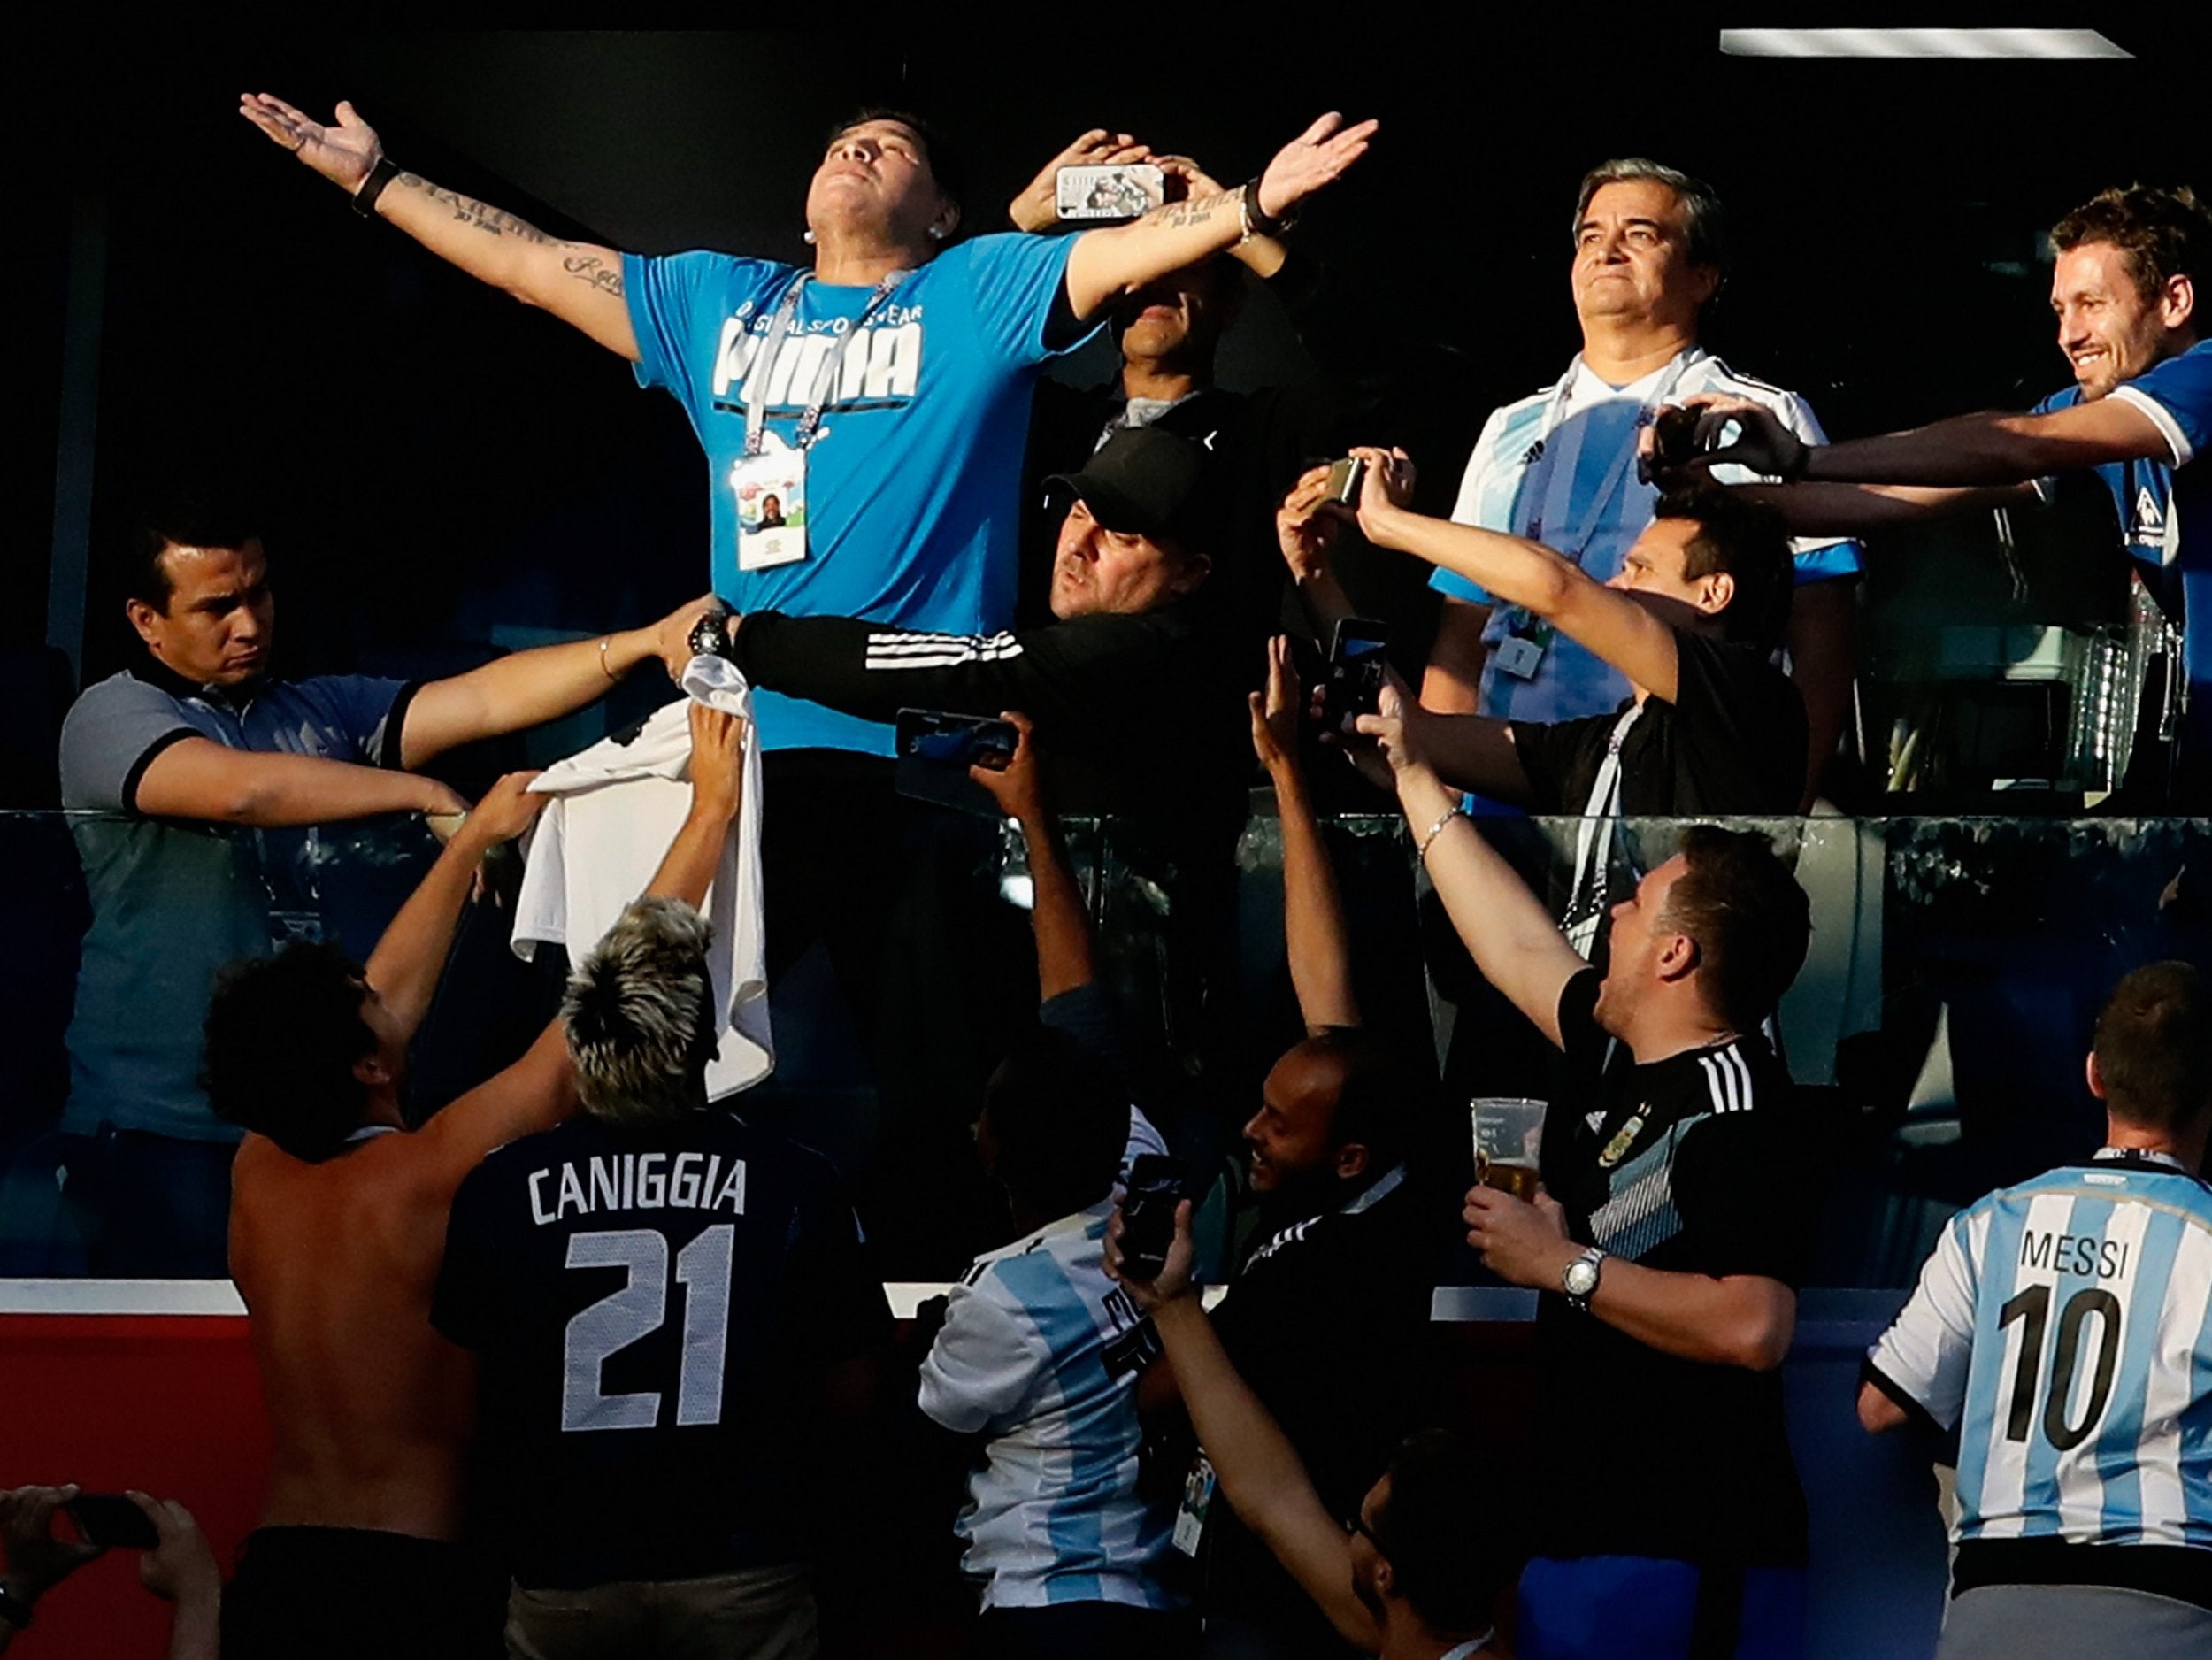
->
1348, 688, 1819, 1658
1678, 182, 2211, 803
56, 500, 706, 1275
1420, 159, 1858, 808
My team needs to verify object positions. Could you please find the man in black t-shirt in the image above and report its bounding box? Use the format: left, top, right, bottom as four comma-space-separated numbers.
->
433, 896, 890, 1660
1351, 692, 1818, 1660
1319, 454, 1803, 816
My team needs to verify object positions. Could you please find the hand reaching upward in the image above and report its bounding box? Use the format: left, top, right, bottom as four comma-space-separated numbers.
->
1256, 112, 1379, 221
240, 94, 383, 193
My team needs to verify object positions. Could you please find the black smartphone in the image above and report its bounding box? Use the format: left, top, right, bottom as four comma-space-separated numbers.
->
65, 1492, 159, 1550
1119, 1154, 1187, 1280
1318, 619, 1390, 732
895, 709, 1019, 772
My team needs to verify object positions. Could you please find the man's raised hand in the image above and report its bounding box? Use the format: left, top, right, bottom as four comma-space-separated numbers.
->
1255, 112, 1379, 221
240, 95, 382, 193
1009, 129, 1154, 233
1276, 465, 1346, 586
1672, 393, 1808, 481
1248, 636, 1304, 775
460, 771, 547, 849
1103, 1197, 1197, 1312
655, 594, 731, 682
970, 711, 1047, 824
686, 703, 748, 817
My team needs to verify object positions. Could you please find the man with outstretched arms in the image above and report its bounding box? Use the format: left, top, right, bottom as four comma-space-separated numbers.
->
1860, 961, 2211, 1658
57, 496, 710, 1276
1419, 158, 1858, 807
212, 705, 747, 1660
1678, 184, 2210, 803
242, 92, 1374, 760
244, 96, 1376, 1271
1351, 687, 1819, 1660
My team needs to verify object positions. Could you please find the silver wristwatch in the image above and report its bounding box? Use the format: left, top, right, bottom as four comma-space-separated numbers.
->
1562, 1246, 1606, 1314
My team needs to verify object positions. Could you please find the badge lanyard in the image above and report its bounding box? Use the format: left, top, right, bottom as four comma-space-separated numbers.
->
741, 270, 908, 458
1521, 349, 1702, 561
1563, 703, 1644, 957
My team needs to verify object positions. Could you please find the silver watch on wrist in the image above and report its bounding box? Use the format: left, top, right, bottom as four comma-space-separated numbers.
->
1562, 1246, 1606, 1314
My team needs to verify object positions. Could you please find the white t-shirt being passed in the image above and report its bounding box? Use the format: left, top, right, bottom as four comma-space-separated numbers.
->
511, 657, 772, 1097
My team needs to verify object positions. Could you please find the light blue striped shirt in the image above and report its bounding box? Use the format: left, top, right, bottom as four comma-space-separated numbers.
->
1869, 1153, 2212, 1551
1434, 347, 1861, 726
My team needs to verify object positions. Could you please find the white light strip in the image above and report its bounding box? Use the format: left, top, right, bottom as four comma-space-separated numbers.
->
0, 1278, 1228, 1322
1721, 28, 2130, 59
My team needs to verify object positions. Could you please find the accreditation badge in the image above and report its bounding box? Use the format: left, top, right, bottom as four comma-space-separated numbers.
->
1492, 607, 1553, 680
732, 435, 809, 571
1171, 1453, 1217, 1557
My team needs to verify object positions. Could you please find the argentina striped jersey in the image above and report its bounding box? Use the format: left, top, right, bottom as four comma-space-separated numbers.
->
1436, 347, 1862, 726
916, 1115, 1176, 1610
1866, 1152, 2212, 1551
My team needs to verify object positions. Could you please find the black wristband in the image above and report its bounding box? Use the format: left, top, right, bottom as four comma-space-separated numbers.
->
352, 156, 400, 219
1780, 436, 1813, 483
1240, 176, 1294, 238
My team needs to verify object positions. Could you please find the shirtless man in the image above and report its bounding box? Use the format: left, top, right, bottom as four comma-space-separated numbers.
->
210, 704, 746, 1660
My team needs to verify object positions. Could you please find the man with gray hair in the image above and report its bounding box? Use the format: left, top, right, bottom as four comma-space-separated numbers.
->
1421, 158, 1860, 810
434, 895, 891, 1658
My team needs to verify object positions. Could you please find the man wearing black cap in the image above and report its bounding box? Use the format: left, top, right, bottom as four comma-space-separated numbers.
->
712, 425, 1248, 825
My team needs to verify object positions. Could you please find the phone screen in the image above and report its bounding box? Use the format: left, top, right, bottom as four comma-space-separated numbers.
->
895, 710, 1018, 772
66, 1493, 160, 1550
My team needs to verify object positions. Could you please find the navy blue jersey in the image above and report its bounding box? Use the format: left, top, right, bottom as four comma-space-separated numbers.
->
434, 1110, 889, 1587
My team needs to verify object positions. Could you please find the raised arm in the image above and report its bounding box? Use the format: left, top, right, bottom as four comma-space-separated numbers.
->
416, 706, 744, 1176
1061, 113, 1375, 321
1275, 467, 1359, 640
1347, 448, 1688, 703
1355, 687, 1584, 1047
364, 771, 546, 1042
240, 95, 639, 360
134, 739, 465, 826
1251, 639, 1358, 1033
1107, 1205, 1380, 1652
399, 593, 720, 767
1681, 390, 2170, 489
970, 714, 1094, 1001
642, 703, 748, 911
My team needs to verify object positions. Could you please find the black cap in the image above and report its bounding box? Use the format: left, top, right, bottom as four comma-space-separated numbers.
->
1046, 426, 1217, 549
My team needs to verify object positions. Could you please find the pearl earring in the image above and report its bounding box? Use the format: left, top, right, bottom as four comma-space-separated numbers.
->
803, 229, 818, 245
927, 225, 946, 241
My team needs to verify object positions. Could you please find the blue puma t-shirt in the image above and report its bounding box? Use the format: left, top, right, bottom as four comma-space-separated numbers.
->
626, 234, 1094, 755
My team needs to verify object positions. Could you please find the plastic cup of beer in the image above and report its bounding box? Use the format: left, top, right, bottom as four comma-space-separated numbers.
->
1471, 1098, 1545, 1202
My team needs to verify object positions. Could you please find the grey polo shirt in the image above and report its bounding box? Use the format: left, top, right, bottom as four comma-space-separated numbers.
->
58, 664, 414, 1141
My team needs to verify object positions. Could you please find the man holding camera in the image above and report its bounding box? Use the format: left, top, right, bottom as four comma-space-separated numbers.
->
1354, 685, 1819, 1660
1420, 159, 1856, 810
1677, 182, 2211, 806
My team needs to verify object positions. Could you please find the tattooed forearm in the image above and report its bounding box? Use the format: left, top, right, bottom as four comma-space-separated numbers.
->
1136, 190, 1234, 232
563, 255, 626, 298
397, 173, 555, 242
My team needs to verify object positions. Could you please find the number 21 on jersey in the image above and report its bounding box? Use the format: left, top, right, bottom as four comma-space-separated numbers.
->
562, 1226, 735, 1432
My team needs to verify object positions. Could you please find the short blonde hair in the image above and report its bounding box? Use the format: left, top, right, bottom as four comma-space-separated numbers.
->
562, 897, 716, 1126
